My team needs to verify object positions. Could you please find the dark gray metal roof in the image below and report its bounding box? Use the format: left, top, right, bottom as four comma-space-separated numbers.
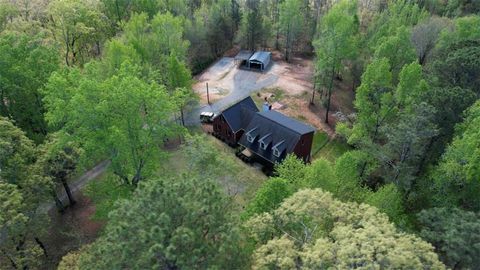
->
234, 50, 254, 61
249, 51, 271, 65
258, 110, 315, 135
221, 96, 259, 132
238, 110, 314, 164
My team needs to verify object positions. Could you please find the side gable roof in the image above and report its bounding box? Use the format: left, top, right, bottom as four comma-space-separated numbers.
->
258, 110, 315, 135
220, 96, 259, 132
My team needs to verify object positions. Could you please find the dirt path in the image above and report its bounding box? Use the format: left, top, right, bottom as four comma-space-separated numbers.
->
39, 160, 110, 213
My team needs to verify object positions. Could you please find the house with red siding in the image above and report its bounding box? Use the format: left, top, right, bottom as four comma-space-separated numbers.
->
213, 96, 315, 165
212, 97, 258, 146
238, 110, 315, 165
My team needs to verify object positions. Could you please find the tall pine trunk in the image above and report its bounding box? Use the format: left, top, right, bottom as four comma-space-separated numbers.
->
325, 66, 335, 124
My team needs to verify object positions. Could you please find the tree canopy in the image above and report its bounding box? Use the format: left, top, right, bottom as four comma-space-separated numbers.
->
79, 174, 245, 269
246, 189, 445, 269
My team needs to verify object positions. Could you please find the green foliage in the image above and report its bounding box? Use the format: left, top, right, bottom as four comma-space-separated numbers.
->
311, 132, 329, 156
185, 0, 237, 73
420, 15, 480, 165
43, 61, 181, 186
431, 101, 480, 211
349, 58, 393, 145
0, 117, 51, 269
365, 183, 408, 228
47, 0, 109, 66
246, 189, 445, 269
244, 178, 292, 219
274, 154, 306, 185
420, 0, 480, 16
367, 0, 428, 50
417, 207, 480, 269
431, 16, 480, 95
333, 150, 374, 201
0, 31, 59, 143
303, 158, 337, 191
374, 26, 416, 81
84, 173, 134, 221
314, 0, 358, 123
247, 153, 407, 228
238, 0, 270, 50
57, 245, 90, 270
279, 0, 305, 61
109, 11, 194, 86
80, 174, 246, 269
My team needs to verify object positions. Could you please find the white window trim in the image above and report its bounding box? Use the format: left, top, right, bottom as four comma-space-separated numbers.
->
260, 141, 267, 150
273, 147, 281, 157
247, 134, 255, 143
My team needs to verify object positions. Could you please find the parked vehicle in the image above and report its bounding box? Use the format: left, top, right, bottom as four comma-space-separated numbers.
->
200, 111, 216, 123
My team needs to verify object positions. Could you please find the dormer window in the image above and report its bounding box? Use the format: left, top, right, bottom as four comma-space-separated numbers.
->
258, 133, 272, 150
246, 127, 258, 143
273, 148, 281, 157
272, 140, 285, 158
260, 141, 267, 150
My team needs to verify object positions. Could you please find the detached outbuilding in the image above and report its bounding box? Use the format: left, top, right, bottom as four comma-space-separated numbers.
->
234, 50, 272, 71
234, 50, 254, 67
248, 51, 271, 71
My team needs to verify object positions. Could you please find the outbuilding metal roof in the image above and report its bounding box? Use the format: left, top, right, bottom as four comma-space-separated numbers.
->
234, 50, 254, 61
249, 51, 271, 65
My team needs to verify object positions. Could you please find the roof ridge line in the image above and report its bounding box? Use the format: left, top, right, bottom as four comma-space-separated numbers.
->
256, 111, 307, 135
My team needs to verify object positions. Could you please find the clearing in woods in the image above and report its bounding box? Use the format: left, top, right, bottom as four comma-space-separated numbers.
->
193, 50, 355, 138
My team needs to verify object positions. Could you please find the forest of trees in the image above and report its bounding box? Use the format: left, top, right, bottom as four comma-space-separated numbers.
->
1, 0, 479, 269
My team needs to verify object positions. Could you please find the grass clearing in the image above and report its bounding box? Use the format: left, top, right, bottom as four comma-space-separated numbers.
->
311, 131, 329, 156
161, 135, 267, 208
313, 138, 352, 162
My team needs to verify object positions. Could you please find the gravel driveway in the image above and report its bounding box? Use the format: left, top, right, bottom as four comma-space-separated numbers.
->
185, 58, 278, 125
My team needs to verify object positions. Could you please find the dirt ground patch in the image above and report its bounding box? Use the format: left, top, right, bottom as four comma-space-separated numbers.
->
193, 50, 355, 137
270, 56, 314, 96
192, 51, 311, 106
42, 192, 104, 269
193, 57, 236, 104
254, 77, 355, 138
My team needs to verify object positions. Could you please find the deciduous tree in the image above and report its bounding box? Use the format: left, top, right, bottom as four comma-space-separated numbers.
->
431, 101, 480, 211
47, 0, 108, 66
0, 117, 51, 269
36, 134, 82, 210
43, 62, 181, 186
279, 0, 304, 62
314, 0, 358, 123
0, 31, 59, 143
